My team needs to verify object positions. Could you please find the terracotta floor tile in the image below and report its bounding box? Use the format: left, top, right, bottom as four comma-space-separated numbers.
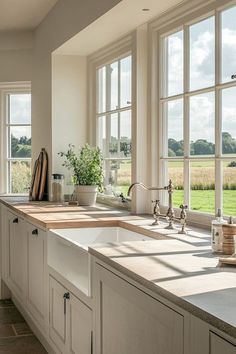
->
0, 307, 24, 325
0, 300, 14, 309
0, 335, 48, 354
0, 324, 15, 338
12, 322, 33, 336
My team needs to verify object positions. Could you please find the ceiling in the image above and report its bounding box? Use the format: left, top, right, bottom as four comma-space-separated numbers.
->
55, 0, 185, 56
0, 0, 58, 31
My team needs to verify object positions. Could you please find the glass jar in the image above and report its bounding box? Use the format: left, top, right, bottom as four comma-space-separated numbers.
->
51, 174, 64, 202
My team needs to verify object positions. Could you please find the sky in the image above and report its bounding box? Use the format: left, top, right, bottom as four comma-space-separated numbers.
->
167, 6, 236, 144
9, 94, 31, 140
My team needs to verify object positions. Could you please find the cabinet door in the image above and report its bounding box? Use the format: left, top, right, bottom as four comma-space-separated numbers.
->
6, 211, 24, 300
26, 223, 46, 327
210, 332, 236, 354
95, 264, 184, 354
69, 293, 93, 354
49, 277, 67, 352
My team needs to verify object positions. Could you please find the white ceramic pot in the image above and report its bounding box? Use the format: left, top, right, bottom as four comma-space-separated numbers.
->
75, 185, 98, 206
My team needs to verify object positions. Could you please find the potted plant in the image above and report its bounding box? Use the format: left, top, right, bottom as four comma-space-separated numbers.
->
59, 144, 103, 206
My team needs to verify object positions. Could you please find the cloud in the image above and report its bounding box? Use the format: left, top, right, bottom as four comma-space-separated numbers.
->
190, 94, 215, 143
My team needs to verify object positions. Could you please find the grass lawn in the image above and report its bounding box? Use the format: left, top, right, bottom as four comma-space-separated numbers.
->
112, 159, 236, 216
174, 189, 236, 215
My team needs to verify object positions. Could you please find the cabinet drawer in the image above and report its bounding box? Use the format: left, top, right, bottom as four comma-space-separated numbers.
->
210, 332, 236, 354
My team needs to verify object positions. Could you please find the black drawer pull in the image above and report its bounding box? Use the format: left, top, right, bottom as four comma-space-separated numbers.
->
13, 218, 18, 224
32, 229, 38, 236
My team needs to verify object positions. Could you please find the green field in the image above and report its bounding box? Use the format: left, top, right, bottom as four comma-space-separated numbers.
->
111, 159, 236, 216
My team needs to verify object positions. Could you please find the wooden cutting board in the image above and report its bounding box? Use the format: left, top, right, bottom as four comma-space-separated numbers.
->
38, 149, 48, 201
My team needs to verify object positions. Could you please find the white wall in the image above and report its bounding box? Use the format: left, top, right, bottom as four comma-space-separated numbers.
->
52, 54, 87, 193
32, 0, 122, 172
0, 31, 33, 82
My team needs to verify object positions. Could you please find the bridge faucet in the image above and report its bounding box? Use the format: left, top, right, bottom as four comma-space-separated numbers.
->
127, 180, 175, 229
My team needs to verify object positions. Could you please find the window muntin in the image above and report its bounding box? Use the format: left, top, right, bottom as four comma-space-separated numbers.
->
6, 92, 31, 194
96, 54, 132, 195
160, 5, 236, 217
221, 6, 236, 84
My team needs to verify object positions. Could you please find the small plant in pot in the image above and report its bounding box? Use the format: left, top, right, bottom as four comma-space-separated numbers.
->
59, 144, 103, 206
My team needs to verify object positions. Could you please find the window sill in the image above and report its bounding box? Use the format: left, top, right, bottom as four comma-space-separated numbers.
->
97, 193, 131, 211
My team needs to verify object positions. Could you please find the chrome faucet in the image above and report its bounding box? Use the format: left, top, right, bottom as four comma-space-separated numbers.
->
127, 180, 188, 233
127, 180, 175, 229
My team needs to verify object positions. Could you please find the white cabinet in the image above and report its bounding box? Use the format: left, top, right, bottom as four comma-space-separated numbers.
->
26, 222, 47, 328
49, 276, 93, 354
94, 263, 184, 354
210, 332, 236, 354
2, 209, 25, 301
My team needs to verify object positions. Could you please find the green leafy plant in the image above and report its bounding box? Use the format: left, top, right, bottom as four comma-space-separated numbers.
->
59, 144, 103, 190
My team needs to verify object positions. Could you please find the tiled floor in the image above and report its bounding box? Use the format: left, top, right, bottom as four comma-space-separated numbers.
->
0, 300, 47, 353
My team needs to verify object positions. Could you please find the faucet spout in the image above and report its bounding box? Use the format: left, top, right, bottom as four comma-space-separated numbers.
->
127, 182, 166, 197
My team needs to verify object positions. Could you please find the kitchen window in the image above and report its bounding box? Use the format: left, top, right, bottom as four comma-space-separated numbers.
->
159, 4, 236, 217
96, 54, 132, 196
1, 87, 32, 194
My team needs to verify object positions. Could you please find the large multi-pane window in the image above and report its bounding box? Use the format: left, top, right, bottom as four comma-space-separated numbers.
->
96, 54, 132, 195
160, 4, 236, 216
5, 92, 32, 193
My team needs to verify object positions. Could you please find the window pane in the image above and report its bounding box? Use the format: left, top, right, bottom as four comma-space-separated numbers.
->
168, 161, 184, 208
223, 160, 236, 216
189, 92, 215, 156
97, 116, 106, 156
109, 113, 118, 157
189, 17, 215, 91
120, 110, 131, 158
9, 161, 31, 193
98, 67, 106, 113
120, 56, 131, 108
222, 87, 236, 154
221, 6, 236, 83
104, 159, 131, 195
167, 99, 183, 157
10, 126, 31, 158
9, 94, 31, 124
190, 160, 215, 214
166, 31, 183, 96
109, 61, 118, 111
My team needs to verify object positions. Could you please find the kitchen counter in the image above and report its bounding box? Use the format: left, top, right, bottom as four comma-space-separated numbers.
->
89, 220, 236, 339
0, 197, 134, 229
1, 197, 236, 340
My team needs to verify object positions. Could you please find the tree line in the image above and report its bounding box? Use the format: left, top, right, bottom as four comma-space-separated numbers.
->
11, 135, 31, 158
168, 132, 236, 156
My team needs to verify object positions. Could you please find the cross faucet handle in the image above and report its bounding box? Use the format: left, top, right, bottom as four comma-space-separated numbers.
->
152, 200, 161, 225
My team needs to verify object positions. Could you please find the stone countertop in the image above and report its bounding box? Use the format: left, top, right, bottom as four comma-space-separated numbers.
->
89, 220, 236, 339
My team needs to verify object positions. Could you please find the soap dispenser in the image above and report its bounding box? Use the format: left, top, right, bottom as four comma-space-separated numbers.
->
211, 208, 226, 253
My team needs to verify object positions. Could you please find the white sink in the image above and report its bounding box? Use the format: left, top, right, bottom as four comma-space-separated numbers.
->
48, 227, 153, 296
49, 226, 152, 250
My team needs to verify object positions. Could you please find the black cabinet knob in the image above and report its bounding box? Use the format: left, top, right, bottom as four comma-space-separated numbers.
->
13, 218, 18, 224
32, 229, 38, 236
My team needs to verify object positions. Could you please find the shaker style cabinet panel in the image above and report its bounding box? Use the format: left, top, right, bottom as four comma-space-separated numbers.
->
95, 264, 184, 354
49, 276, 93, 354
49, 277, 67, 351
69, 293, 93, 354
210, 332, 236, 354
26, 223, 46, 327
4, 210, 25, 301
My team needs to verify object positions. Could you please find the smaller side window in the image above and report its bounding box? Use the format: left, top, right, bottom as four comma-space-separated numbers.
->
5, 92, 32, 194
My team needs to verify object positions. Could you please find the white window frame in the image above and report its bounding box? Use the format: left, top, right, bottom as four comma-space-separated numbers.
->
88, 35, 133, 206
150, 0, 236, 226
0, 82, 31, 195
